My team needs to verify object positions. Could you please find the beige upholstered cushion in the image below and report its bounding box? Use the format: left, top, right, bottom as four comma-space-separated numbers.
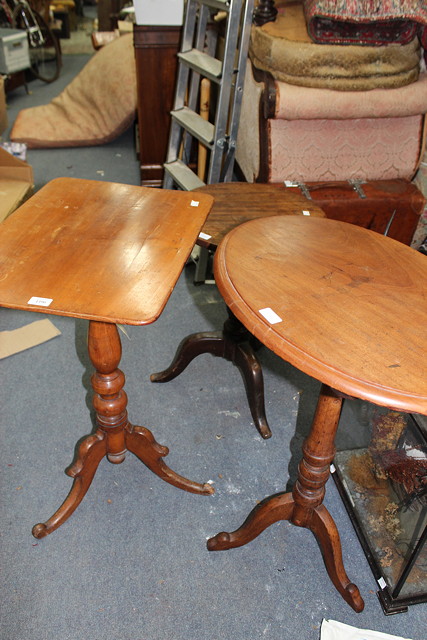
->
274, 72, 427, 120
235, 62, 427, 184
250, 3, 421, 91
10, 34, 137, 148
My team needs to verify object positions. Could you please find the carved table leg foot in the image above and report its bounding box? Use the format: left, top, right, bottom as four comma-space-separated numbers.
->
207, 491, 293, 550
32, 432, 107, 538
310, 505, 364, 612
150, 331, 224, 382
230, 341, 271, 439
151, 307, 271, 439
126, 424, 214, 495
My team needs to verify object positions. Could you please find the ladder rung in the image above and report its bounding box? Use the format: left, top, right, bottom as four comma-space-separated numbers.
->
199, 0, 230, 11
178, 50, 222, 82
171, 107, 215, 147
164, 160, 206, 191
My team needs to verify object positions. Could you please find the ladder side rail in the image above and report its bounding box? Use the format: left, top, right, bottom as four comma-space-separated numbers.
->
189, 1, 212, 105
206, 0, 244, 183
187, 3, 212, 114
221, 0, 254, 181
195, 18, 220, 181
174, 0, 198, 110
163, 0, 199, 187
163, 166, 177, 189
181, 3, 213, 168
164, 112, 187, 185
164, 99, 188, 187
181, 0, 199, 52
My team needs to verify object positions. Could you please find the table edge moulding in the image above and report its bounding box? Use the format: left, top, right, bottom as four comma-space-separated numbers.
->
213, 216, 427, 415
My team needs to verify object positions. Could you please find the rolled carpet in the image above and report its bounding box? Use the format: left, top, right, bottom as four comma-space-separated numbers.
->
10, 34, 137, 148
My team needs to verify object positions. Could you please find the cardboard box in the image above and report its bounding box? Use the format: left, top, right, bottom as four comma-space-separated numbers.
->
0, 28, 30, 74
133, 0, 184, 25
0, 146, 34, 223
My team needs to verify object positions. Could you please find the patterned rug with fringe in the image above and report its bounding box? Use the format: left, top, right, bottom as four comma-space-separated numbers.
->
304, 0, 427, 56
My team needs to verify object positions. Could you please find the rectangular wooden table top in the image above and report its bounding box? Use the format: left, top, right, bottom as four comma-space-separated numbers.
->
0, 178, 213, 325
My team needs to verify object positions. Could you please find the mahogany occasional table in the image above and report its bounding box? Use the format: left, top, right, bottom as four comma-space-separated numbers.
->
207, 215, 427, 612
151, 182, 326, 439
0, 178, 215, 538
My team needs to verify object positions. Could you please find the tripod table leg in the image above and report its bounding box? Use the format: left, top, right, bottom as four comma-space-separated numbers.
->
32, 432, 107, 539
33, 320, 213, 538
151, 307, 271, 439
208, 385, 364, 612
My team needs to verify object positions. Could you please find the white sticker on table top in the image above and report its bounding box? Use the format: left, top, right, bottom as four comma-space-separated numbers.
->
198, 232, 211, 240
190, 200, 199, 207
27, 297, 53, 307
302, 210, 311, 216
259, 308, 282, 324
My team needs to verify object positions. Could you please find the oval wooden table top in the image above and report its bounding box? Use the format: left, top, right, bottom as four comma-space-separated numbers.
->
193, 182, 325, 249
214, 216, 427, 415
0, 178, 213, 326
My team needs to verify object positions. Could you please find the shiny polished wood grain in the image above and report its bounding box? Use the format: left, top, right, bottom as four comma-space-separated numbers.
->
0, 177, 213, 324
214, 215, 427, 414
0, 178, 215, 538
194, 182, 325, 250
208, 215, 427, 612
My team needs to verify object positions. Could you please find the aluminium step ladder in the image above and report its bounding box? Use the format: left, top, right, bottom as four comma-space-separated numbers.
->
163, 0, 255, 191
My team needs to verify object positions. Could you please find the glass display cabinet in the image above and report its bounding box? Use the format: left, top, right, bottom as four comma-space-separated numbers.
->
333, 402, 427, 614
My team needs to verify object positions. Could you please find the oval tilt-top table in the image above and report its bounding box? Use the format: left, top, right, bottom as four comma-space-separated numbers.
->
0, 178, 215, 538
207, 215, 427, 612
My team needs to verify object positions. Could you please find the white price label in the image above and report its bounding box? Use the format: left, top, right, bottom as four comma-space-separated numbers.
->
259, 308, 282, 325
27, 297, 53, 307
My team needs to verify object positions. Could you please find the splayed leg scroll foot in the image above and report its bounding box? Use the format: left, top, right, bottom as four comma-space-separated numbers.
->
126, 424, 214, 496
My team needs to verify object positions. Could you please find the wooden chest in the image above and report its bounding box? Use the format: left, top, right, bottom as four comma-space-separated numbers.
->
284, 179, 426, 245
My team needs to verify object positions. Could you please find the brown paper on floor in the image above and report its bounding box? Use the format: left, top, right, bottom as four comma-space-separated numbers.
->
0, 318, 61, 358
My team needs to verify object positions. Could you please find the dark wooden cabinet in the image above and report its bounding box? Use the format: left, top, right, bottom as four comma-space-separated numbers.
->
133, 24, 181, 187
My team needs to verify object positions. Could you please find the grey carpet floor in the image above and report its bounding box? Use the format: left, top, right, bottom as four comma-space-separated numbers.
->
1, 49, 426, 640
